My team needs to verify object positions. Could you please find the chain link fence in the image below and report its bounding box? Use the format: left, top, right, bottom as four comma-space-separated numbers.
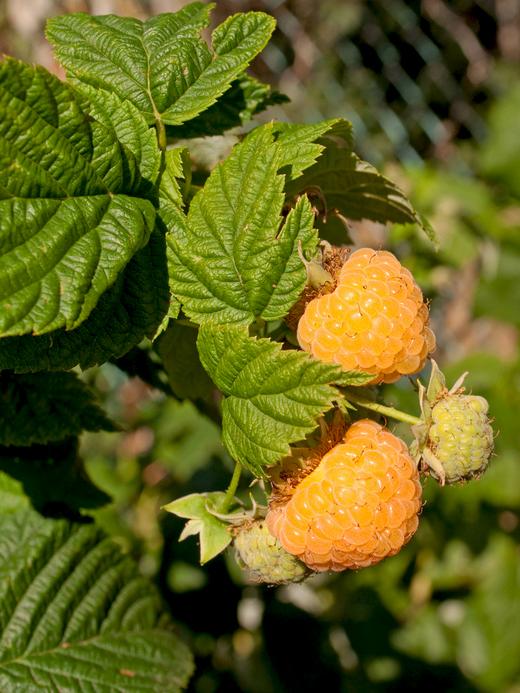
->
1, 0, 519, 164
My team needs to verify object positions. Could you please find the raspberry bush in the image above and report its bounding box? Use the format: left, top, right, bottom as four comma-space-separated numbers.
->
0, 3, 504, 692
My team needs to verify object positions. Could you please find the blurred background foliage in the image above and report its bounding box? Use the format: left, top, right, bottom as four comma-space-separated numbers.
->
2, 0, 520, 691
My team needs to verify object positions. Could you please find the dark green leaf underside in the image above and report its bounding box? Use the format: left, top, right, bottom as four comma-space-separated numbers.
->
285, 141, 436, 242
156, 321, 214, 400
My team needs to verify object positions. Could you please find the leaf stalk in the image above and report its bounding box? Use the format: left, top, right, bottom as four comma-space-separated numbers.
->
221, 462, 242, 513
342, 390, 423, 426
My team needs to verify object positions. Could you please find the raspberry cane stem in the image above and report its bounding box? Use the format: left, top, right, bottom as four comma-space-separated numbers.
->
341, 390, 423, 426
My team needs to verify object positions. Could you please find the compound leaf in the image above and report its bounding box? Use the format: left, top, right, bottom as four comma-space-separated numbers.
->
47, 7, 275, 127
197, 324, 349, 475
0, 59, 155, 337
78, 85, 162, 195
0, 508, 194, 692
167, 124, 318, 326
160, 148, 188, 209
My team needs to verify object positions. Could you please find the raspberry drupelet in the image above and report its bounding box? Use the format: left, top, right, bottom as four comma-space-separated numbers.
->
265, 419, 422, 572
297, 248, 436, 383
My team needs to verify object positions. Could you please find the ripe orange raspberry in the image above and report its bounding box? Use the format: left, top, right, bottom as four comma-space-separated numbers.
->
297, 248, 436, 383
265, 419, 422, 572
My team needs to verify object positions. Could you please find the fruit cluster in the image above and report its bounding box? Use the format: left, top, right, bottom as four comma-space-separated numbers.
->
297, 248, 436, 383
224, 247, 495, 585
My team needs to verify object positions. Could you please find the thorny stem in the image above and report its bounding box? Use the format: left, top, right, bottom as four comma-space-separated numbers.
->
221, 462, 242, 513
343, 390, 423, 426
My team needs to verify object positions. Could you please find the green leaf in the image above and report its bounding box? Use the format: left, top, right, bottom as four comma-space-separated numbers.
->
0, 229, 169, 372
0, 371, 117, 447
47, 7, 276, 127
272, 118, 353, 181
0, 508, 194, 692
285, 140, 436, 244
78, 85, 161, 195
155, 321, 214, 400
0, 58, 156, 337
197, 324, 347, 475
160, 148, 188, 208
0, 471, 28, 515
0, 438, 111, 516
163, 492, 233, 563
167, 124, 318, 326
166, 73, 289, 140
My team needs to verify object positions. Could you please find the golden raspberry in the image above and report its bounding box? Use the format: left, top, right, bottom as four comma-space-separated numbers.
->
265, 419, 422, 572
297, 248, 436, 383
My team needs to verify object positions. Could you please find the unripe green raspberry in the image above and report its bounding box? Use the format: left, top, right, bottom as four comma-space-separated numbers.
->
428, 394, 494, 484
234, 520, 311, 585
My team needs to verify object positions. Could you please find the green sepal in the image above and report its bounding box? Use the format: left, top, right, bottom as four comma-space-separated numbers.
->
426, 359, 448, 402
163, 492, 241, 563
